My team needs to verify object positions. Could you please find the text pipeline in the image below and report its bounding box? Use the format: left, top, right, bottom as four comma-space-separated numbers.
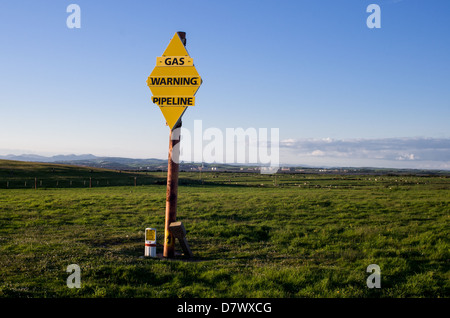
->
152, 96, 195, 106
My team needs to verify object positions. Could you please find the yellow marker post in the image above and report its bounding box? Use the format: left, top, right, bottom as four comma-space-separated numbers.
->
145, 228, 156, 258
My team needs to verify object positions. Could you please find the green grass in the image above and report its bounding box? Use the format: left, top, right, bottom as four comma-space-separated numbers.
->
0, 160, 449, 297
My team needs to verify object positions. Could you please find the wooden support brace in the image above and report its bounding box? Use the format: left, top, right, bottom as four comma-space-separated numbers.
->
169, 221, 193, 258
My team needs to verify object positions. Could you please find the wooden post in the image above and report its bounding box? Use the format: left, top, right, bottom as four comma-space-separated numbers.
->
35, 177, 37, 190
163, 120, 182, 258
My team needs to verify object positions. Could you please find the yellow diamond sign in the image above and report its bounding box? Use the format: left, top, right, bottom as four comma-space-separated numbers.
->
147, 32, 202, 130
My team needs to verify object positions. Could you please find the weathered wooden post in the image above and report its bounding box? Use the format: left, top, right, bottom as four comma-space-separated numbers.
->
164, 121, 182, 258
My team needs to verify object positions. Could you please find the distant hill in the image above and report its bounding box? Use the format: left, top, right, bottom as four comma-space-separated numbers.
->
0, 154, 448, 175
0, 154, 168, 170
0, 159, 167, 189
53, 157, 169, 170
0, 154, 249, 171
0, 154, 98, 162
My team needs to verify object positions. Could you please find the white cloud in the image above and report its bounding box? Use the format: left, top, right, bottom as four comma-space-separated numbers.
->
311, 150, 325, 156
280, 137, 450, 170
396, 153, 415, 161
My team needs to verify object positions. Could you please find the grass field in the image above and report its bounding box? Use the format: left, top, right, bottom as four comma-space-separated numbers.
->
0, 160, 449, 298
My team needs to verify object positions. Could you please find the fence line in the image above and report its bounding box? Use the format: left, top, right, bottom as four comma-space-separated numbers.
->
1, 176, 164, 189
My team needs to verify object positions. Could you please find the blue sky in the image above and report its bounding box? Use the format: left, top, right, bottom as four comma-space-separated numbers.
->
0, 0, 449, 169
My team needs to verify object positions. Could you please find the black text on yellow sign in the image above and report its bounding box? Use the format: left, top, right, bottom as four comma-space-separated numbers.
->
148, 76, 201, 86
156, 56, 194, 66
152, 96, 195, 106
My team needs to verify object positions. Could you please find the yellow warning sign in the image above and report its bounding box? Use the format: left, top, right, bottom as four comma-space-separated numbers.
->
146, 228, 156, 241
147, 33, 202, 130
